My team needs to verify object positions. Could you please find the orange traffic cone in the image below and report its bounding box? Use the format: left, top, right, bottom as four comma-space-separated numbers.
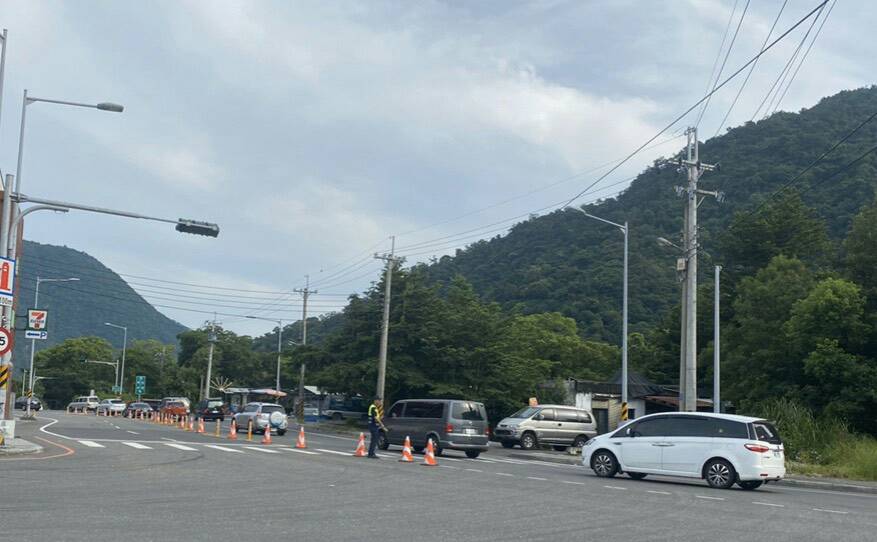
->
197, 418, 205, 434
296, 427, 307, 449
261, 425, 272, 445
228, 419, 237, 440
179, 416, 186, 430
399, 436, 414, 462
353, 433, 367, 457
422, 438, 438, 466
188, 417, 195, 432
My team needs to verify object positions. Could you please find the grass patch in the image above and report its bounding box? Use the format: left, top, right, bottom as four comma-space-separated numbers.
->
748, 398, 877, 482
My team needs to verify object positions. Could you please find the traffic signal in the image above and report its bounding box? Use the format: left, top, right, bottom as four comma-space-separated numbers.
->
175, 219, 220, 237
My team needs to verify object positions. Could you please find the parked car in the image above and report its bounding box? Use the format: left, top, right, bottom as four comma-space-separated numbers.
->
124, 402, 154, 417
233, 402, 288, 435
196, 399, 227, 421
161, 396, 191, 411
15, 396, 42, 411
96, 399, 127, 416
323, 397, 368, 421
494, 404, 596, 451
142, 399, 163, 411
582, 412, 786, 490
67, 395, 100, 412
161, 401, 189, 418
378, 399, 489, 459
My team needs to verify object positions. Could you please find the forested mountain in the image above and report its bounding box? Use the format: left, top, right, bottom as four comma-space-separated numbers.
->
14, 241, 187, 365
422, 86, 877, 343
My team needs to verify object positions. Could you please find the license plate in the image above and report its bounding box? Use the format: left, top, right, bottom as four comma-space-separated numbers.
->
464, 428, 477, 435
773, 451, 781, 457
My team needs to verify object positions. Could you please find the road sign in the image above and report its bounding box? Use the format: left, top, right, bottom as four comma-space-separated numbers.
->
24, 330, 48, 340
112, 385, 122, 393
0, 327, 13, 355
135, 375, 146, 395
28, 309, 48, 330
0, 257, 15, 307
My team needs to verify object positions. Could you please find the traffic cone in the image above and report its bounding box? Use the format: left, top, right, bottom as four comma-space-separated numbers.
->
399, 436, 414, 462
296, 426, 307, 449
353, 433, 367, 457
228, 420, 237, 440
261, 425, 272, 445
179, 416, 186, 430
422, 438, 438, 467
197, 418, 205, 434
188, 417, 195, 432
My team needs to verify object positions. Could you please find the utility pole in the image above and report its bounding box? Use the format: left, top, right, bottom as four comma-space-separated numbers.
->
293, 276, 316, 422
677, 127, 718, 412
203, 318, 218, 401
374, 237, 402, 401
713, 265, 722, 413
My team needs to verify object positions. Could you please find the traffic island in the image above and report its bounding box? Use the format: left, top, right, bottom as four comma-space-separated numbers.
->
0, 437, 43, 456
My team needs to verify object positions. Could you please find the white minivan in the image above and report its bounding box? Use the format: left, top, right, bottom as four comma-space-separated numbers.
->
581, 412, 785, 490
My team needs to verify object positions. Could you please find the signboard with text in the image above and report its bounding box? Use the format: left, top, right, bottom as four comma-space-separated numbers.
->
0, 257, 15, 307
28, 309, 48, 331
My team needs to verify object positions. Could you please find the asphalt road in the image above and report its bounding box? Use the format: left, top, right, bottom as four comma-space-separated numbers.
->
2, 411, 876, 541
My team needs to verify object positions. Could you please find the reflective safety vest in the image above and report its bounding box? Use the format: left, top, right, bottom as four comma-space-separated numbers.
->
368, 404, 380, 426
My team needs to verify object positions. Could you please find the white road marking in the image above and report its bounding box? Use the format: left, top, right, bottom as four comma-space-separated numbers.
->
562, 480, 585, 485
122, 442, 151, 450
440, 465, 460, 470
527, 477, 548, 481
163, 443, 198, 451
316, 448, 353, 456
603, 485, 627, 490
439, 456, 463, 462
465, 468, 483, 473
696, 495, 725, 501
647, 490, 672, 495
752, 502, 784, 508
113, 426, 121, 429
77, 440, 104, 448
205, 445, 245, 453
126, 431, 139, 435
495, 472, 514, 477
244, 446, 281, 454
279, 447, 320, 455
812, 508, 849, 515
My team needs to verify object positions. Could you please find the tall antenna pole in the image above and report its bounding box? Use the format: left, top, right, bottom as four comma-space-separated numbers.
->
374, 237, 401, 401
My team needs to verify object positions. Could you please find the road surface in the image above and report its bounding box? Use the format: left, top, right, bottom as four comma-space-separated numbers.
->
2, 411, 875, 541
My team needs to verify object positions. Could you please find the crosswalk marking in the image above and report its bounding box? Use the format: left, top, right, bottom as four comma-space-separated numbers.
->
278, 447, 320, 455
204, 444, 244, 453
317, 449, 354, 456
163, 443, 198, 451
122, 442, 152, 450
244, 446, 281, 454
78, 440, 104, 448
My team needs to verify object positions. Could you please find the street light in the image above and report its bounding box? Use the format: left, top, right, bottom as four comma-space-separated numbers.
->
245, 316, 284, 393
104, 323, 128, 392
24, 276, 79, 417
567, 206, 629, 418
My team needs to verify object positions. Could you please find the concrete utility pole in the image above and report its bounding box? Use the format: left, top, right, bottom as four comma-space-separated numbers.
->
678, 127, 718, 412
203, 318, 218, 401
374, 237, 402, 401
713, 265, 722, 413
294, 276, 316, 421
0, 174, 14, 420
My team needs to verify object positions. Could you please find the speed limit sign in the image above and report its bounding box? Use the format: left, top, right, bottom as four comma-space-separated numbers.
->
0, 327, 13, 355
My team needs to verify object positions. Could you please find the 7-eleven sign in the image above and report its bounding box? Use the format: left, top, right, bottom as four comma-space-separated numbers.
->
28, 309, 48, 331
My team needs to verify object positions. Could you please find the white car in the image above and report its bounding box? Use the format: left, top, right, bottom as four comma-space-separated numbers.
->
582, 412, 785, 490
96, 399, 127, 416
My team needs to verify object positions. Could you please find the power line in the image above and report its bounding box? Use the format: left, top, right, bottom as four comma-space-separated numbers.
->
563, 0, 829, 209
696, 0, 748, 129
715, 0, 788, 137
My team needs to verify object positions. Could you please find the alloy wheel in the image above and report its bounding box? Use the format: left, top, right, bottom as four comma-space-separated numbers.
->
707, 462, 732, 488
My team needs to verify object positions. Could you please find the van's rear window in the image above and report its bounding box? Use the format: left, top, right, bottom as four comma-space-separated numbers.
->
452, 402, 485, 421
751, 422, 782, 444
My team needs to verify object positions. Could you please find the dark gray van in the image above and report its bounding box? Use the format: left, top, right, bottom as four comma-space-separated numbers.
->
378, 399, 490, 458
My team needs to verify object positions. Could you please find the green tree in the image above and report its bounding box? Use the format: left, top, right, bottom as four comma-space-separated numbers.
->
785, 278, 869, 355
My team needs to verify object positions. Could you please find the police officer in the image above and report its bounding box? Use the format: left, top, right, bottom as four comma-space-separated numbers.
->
367, 398, 386, 458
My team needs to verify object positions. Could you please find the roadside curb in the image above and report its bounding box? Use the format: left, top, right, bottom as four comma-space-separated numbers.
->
0, 438, 44, 456
508, 452, 877, 494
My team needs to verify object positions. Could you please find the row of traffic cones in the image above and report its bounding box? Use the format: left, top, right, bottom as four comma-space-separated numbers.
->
352, 434, 437, 466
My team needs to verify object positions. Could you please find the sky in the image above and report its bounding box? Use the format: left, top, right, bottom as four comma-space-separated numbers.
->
0, 0, 873, 337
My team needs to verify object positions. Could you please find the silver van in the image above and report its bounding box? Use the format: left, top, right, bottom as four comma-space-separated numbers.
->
494, 404, 597, 451
378, 399, 490, 458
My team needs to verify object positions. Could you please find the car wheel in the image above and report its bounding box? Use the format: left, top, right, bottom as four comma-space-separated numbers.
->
704, 459, 737, 489
332, 413, 343, 421
428, 435, 443, 456
500, 441, 515, 449
277, 429, 286, 436
737, 480, 763, 490
572, 435, 589, 448
552, 445, 568, 452
591, 450, 619, 478
627, 472, 648, 480
465, 450, 481, 459
519, 432, 538, 450
378, 432, 390, 450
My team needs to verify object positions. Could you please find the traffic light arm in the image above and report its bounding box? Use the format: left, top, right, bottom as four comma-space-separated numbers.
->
16, 193, 219, 237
